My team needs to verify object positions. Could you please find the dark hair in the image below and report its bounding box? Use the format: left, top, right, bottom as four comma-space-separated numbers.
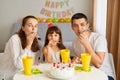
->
17, 15, 40, 52
22, 15, 37, 26
43, 26, 66, 61
44, 26, 66, 49
71, 13, 88, 23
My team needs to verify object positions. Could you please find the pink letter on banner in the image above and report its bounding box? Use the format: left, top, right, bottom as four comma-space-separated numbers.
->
45, 0, 50, 7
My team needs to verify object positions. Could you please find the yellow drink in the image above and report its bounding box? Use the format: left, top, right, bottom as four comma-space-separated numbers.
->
81, 53, 91, 71
60, 49, 70, 64
22, 56, 33, 75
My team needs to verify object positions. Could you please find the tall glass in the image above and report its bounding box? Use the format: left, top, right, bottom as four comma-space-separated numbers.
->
81, 53, 91, 71
60, 49, 70, 64
22, 56, 33, 75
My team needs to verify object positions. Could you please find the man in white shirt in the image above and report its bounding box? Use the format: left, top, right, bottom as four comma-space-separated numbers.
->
71, 13, 114, 80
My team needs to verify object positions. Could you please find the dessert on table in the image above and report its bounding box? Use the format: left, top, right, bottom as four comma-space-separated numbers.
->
47, 62, 74, 79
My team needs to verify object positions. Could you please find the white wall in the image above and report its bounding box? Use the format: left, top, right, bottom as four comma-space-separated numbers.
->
0, 0, 92, 50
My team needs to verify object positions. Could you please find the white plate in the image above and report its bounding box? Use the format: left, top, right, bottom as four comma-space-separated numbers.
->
47, 71, 73, 80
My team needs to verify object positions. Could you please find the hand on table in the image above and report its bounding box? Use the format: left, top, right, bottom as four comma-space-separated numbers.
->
36, 63, 40, 66
71, 56, 81, 64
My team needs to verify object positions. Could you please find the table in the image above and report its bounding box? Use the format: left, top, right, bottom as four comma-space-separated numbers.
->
13, 63, 108, 80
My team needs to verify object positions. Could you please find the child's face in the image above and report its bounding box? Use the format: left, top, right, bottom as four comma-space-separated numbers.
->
47, 32, 60, 45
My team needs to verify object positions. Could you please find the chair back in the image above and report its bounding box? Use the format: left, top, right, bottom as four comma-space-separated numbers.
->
108, 53, 116, 80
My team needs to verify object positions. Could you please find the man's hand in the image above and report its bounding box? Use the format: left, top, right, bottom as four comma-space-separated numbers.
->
71, 56, 81, 64
78, 31, 90, 47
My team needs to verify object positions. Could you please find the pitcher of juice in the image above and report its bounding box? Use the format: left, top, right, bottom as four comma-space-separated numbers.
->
22, 56, 33, 75
60, 49, 70, 64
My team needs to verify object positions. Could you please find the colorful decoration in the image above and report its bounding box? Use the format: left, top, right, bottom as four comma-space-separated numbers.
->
40, 0, 74, 18
52, 18, 59, 23
35, 17, 71, 23
41, 18, 46, 22
37, 17, 41, 23
46, 18, 53, 23
65, 18, 71, 23
59, 18, 65, 23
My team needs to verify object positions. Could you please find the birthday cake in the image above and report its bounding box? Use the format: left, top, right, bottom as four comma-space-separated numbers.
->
48, 62, 74, 79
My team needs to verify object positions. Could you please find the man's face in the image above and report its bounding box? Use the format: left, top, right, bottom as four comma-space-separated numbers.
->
71, 18, 89, 36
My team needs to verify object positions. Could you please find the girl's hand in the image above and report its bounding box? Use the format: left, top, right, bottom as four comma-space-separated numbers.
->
48, 40, 58, 46
48, 40, 53, 46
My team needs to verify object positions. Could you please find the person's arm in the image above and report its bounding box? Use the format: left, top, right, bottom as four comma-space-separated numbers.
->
42, 46, 53, 63
8, 32, 37, 69
71, 41, 81, 64
5, 35, 28, 69
78, 33, 106, 68
34, 51, 41, 65
84, 42, 105, 68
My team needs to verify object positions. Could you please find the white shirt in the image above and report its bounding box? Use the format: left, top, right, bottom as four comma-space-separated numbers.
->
48, 47, 60, 63
41, 47, 60, 63
0, 34, 40, 80
72, 32, 114, 78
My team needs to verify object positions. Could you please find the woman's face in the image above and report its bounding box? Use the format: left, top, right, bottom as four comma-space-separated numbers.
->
22, 18, 38, 36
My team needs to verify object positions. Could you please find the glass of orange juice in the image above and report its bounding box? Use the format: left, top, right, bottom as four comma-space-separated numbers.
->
81, 53, 91, 71
60, 49, 70, 64
22, 56, 33, 75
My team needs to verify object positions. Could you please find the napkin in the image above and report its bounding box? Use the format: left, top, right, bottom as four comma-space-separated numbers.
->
32, 68, 43, 74
74, 66, 91, 72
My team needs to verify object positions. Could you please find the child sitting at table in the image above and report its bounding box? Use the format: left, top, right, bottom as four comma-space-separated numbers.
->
42, 23, 67, 63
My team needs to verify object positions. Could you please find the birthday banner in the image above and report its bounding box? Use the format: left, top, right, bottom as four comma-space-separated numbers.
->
40, 0, 74, 18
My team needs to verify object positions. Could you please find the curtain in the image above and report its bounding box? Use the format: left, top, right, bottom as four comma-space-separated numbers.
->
106, 0, 120, 80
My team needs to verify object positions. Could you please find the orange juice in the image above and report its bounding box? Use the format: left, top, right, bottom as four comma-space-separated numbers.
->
22, 56, 33, 75
60, 49, 70, 64
81, 53, 91, 71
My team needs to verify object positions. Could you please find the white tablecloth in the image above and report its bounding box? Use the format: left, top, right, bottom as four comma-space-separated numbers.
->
13, 63, 108, 80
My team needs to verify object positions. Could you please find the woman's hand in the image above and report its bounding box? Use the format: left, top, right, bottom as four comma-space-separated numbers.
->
26, 32, 36, 50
